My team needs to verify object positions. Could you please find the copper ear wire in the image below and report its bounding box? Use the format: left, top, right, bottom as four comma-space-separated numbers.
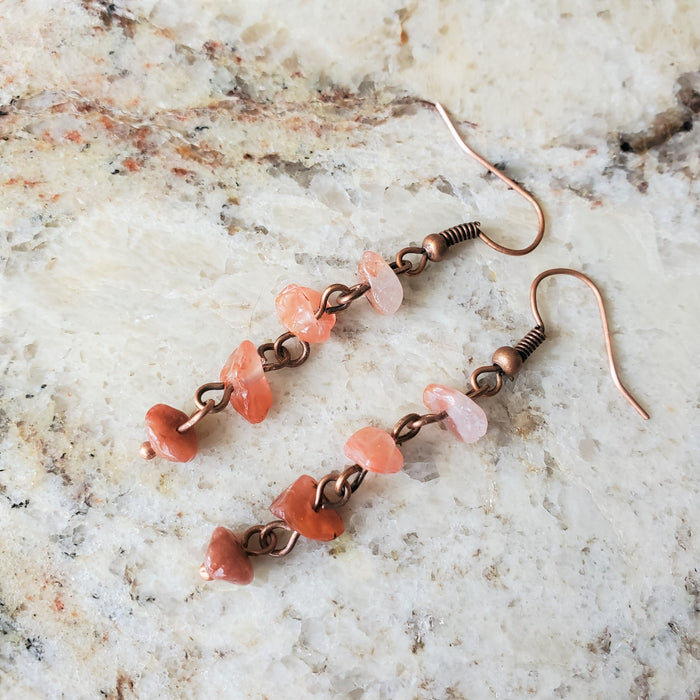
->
527, 268, 649, 419
431, 102, 545, 256
487, 269, 649, 421
468, 269, 649, 419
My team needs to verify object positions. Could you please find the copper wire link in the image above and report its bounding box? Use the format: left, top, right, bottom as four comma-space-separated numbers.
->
177, 383, 234, 433
257, 340, 291, 371
242, 520, 300, 557
314, 283, 355, 319
177, 400, 215, 433
273, 332, 311, 368
194, 382, 234, 412
469, 365, 504, 397
411, 411, 448, 430
311, 465, 368, 512
391, 412, 422, 444
391, 410, 447, 445
313, 281, 372, 317
394, 247, 429, 276
335, 464, 368, 495
269, 530, 301, 558
465, 383, 496, 400
313, 473, 352, 511
389, 259, 412, 274
242, 524, 278, 556
332, 282, 371, 311
258, 332, 311, 372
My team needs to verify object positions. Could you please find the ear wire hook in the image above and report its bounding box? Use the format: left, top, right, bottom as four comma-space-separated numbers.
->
430, 102, 545, 256
530, 268, 649, 419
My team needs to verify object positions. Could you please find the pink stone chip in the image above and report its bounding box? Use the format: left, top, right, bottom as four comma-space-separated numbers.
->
344, 426, 404, 474
275, 284, 336, 343
220, 339, 272, 424
357, 250, 403, 315
423, 383, 488, 443
202, 527, 254, 585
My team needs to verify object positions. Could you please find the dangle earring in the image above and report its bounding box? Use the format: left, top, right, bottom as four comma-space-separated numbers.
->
199, 268, 648, 585
139, 102, 545, 464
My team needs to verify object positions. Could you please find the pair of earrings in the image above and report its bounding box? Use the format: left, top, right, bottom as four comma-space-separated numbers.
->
138, 102, 648, 586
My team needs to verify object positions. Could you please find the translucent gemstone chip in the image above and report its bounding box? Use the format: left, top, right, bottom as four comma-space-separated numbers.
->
275, 284, 336, 343
357, 250, 403, 315
344, 426, 404, 474
220, 339, 272, 424
423, 383, 488, 443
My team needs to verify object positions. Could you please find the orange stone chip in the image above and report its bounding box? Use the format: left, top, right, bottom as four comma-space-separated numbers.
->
202, 527, 254, 585
270, 474, 344, 541
145, 403, 198, 462
343, 426, 404, 474
220, 339, 272, 424
275, 284, 336, 343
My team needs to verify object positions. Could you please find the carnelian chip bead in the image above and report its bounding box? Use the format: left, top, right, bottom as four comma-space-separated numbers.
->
344, 426, 404, 474
270, 474, 344, 541
220, 339, 272, 424
423, 383, 488, 443
357, 250, 403, 315
275, 284, 336, 343
144, 403, 198, 462
201, 527, 254, 585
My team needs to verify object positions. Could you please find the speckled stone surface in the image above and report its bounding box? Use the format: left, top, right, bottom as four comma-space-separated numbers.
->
1, 2, 699, 698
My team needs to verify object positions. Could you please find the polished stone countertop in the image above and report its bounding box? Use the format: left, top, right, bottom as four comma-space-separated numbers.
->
1, 2, 698, 698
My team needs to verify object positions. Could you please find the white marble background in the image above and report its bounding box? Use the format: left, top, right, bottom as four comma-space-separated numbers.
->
1, 1, 698, 698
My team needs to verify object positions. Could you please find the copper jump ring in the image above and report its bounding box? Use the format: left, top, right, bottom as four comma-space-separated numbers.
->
258, 341, 291, 371
334, 465, 365, 498
391, 412, 423, 445
273, 332, 311, 368
394, 247, 429, 277
313, 473, 351, 510
469, 365, 504, 397
242, 524, 278, 556
259, 520, 286, 547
